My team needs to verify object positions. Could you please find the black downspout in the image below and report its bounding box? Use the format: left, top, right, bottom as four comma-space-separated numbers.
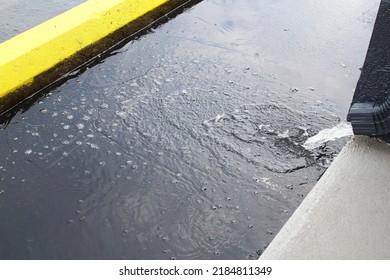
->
347, 0, 390, 141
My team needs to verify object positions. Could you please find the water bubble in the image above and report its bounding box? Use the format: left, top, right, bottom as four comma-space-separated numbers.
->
63, 125, 70, 130
67, 115, 74, 120
12, 149, 18, 153
100, 103, 108, 109
267, 230, 274, 235
40, 109, 48, 113
214, 251, 220, 256
286, 185, 294, 190
248, 224, 254, 229
76, 141, 82, 145
88, 143, 99, 150
66, 219, 74, 224
116, 112, 127, 119
79, 216, 86, 221
162, 250, 169, 254
76, 123, 84, 130
211, 205, 218, 210
99, 161, 106, 166
25, 149, 32, 155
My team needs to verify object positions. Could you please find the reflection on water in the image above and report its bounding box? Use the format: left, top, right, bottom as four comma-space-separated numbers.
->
0, 0, 378, 259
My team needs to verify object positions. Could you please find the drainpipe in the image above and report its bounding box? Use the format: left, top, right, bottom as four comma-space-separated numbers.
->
347, 0, 390, 141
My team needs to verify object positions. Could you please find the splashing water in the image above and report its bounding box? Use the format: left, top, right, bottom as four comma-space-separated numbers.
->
303, 122, 353, 150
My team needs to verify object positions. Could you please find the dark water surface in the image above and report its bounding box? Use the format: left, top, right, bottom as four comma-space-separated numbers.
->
0, 0, 380, 259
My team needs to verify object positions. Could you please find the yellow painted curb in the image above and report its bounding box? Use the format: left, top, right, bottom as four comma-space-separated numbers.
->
0, 0, 193, 114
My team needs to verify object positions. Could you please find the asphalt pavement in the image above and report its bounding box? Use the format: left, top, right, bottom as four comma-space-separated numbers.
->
0, 0, 382, 259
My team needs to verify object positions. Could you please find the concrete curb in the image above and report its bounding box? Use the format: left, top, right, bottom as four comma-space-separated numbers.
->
260, 136, 390, 259
0, 0, 196, 114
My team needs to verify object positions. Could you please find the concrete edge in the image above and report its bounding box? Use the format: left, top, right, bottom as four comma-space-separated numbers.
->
260, 136, 390, 259
0, 0, 198, 115
259, 142, 347, 259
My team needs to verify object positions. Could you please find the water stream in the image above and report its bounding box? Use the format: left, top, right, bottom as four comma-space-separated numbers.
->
303, 122, 354, 150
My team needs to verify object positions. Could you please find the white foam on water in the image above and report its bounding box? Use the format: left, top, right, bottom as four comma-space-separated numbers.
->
303, 122, 353, 150
277, 129, 289, 139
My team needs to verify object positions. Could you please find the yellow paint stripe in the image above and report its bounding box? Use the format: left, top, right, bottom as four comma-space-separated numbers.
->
0, 0, 171, 100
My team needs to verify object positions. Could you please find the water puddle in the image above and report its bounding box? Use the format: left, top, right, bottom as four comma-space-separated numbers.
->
0, 0, 378, 260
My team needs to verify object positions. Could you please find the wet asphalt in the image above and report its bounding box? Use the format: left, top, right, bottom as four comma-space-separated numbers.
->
0, 0, 381, 259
